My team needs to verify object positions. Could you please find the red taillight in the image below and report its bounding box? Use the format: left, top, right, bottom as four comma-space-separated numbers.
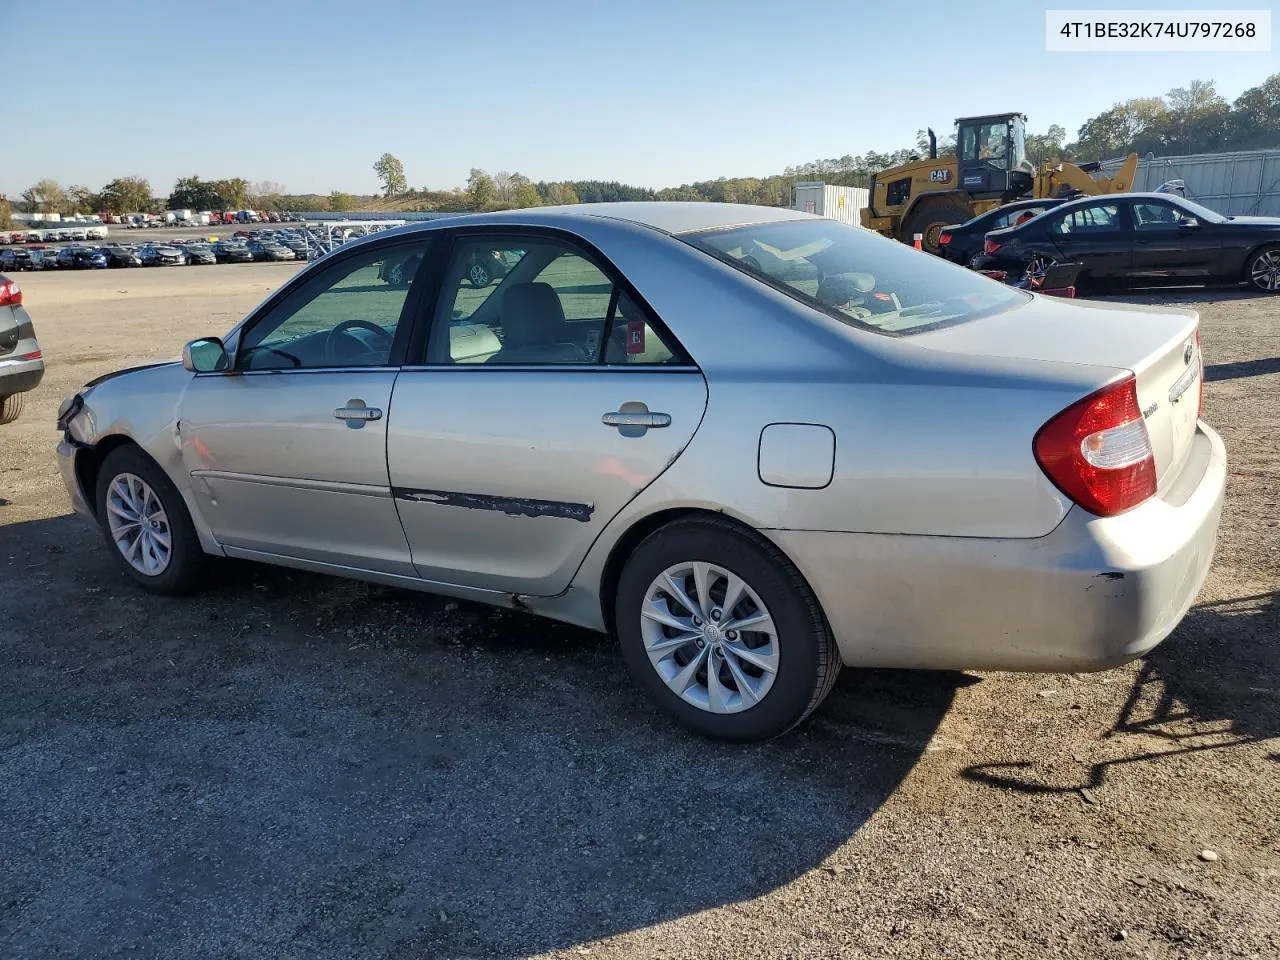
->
938, 232, 952, 246
19, 350, 41, 361
983, 239, 1002, 255
1195, 329, 1204, 419
1033, 375, 1156, 517
0, 280, 20, 307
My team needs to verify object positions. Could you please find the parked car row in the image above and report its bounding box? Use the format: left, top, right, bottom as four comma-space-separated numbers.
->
938, 192, 1280, 294
0, 234, 322, 271
0, 227, 110, 244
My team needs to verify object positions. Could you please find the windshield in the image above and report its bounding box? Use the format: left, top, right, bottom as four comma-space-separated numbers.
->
683, 218, 1027, 335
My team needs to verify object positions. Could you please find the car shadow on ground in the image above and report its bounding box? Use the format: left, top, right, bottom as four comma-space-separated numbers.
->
0, 513, 959, 960
1205, 357, 1280, 382
960, 590, 1279, 797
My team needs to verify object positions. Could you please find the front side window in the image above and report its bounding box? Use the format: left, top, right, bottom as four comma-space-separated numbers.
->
237, 241, 430, 371
1134, 201, 1197, 230
684, 218, 1026, 336
1049, 204, 1124, 235
430, 236, 684, 365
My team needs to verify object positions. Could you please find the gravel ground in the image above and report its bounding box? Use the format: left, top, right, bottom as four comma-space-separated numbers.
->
1, 268, 1277, 959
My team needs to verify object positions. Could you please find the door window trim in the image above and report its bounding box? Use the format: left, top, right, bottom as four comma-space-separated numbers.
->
221, 234, 443, 374
407, 224, 695, 370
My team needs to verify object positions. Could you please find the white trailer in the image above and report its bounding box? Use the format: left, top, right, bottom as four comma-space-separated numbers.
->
791, 182, 869, 227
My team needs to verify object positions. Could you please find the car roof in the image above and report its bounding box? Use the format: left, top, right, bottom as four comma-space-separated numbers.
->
398, 202, 813, 237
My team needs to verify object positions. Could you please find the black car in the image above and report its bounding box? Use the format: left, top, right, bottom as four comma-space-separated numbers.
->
937, 198, 1067, 265
184, 243, 217, 265
212, 241, 254, 264
57, 246, 89, 268
104, 246, 144, 268
974, 192, 1280, 293
0, 249, 34, 272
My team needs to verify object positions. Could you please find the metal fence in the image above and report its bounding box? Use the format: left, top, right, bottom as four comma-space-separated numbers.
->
1101, 149, 1280, 216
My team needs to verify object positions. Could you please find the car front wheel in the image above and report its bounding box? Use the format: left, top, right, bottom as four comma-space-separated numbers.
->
94, 445, 209, 595
1246, 245, 1280, 293
465, 259, 493, 288
615, 517, 841, 742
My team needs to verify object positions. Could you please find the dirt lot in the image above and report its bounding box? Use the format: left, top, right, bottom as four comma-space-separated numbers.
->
1, 266, 1277, 960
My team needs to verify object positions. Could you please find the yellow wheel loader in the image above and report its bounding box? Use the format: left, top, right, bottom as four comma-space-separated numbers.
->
859, 112, 1138, 255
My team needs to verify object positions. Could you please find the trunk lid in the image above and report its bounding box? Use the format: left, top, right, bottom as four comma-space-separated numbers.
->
915, 295, 1201, 490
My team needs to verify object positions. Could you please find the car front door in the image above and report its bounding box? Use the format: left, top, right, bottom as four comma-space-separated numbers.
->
1130, 198, 1222, 279
177, 238, 436, 575
1046, 200, 1133, 280
386, 232, 708, 596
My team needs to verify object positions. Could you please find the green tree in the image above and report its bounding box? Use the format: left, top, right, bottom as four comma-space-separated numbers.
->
169, 176, 224, 210
0, 195, 11, 230
511, 174, 541, 208
328, 190, 356, 212
466, 169, 496, 209
22, 179, 66, 214
542, 181, 580, 205
98, 177, 154, 214
1025, 124, 1067, 166
1231, 73, 1280, 149
65, 185, 98, 215
210, 177, 250, 209
373, 153, 408, 196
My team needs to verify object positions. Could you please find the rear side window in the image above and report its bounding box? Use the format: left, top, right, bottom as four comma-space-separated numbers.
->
1049, 204, 1124, 235
683, 218, 1026, 336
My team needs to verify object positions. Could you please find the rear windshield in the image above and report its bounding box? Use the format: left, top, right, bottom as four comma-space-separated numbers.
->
682, 218, 1027, 335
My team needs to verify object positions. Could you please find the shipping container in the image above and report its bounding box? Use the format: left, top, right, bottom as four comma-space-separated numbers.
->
1100, 149, 1280, 217
791, 182, 869, 226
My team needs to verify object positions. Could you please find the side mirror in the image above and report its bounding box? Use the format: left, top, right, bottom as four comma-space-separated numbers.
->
182, 337, 229, 373
1179, 217, 1200, 230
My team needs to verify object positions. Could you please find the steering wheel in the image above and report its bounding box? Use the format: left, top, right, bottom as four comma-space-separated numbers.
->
324, 319, 394, 364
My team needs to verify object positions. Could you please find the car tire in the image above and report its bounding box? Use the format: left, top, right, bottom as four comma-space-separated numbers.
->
465, 259, 493, 288
614, 517, 841, 742
94, 445, 210, 596
1245, 245, 1280, 293
902, 197, 973, 256
0, 392, 24, 425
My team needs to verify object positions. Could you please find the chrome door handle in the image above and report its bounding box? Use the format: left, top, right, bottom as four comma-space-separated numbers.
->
603, 402, 670, 438
334, 399, 382, 428
602, 411, 671, 429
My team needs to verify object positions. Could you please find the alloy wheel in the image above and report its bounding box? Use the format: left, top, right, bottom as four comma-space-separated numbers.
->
1250, 250, 1280, 291
468, 262, 491, 287
640, 561, 780, 714
105, 472, 172, 576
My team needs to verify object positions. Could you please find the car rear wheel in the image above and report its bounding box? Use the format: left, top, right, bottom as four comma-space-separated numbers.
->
1246, 246, 1280, 293
0, 392, 24, 425
615, 517, 841, 742
94, 445, 209, 595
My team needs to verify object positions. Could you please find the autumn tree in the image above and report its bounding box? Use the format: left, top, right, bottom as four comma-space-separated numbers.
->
373, 153, 407, 196
328, 190, 356, 211
0, 195, 11, 230
65, 185, 98, 215
542, 181, 580, 205
22, 179, 66, 214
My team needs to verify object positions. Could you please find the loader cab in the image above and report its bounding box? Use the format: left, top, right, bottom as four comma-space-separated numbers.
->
956, 113, 1034, 201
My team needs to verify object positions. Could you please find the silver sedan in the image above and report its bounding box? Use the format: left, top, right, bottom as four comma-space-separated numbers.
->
55, 203, 1226, 741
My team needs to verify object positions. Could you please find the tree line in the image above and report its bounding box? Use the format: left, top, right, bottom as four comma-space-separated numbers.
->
7, 71, 1276, 225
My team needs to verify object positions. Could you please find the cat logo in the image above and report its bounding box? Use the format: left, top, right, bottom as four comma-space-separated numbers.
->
928, 169, 952, 184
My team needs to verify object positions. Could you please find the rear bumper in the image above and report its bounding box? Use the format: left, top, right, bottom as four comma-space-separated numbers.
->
0, 356, 44, 396
769, 422, 1227, 673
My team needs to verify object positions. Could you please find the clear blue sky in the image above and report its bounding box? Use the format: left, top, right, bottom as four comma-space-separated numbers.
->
5, 0, 1277, 197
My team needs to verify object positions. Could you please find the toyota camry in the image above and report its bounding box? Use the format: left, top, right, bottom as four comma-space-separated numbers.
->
55, 203, 1226, 741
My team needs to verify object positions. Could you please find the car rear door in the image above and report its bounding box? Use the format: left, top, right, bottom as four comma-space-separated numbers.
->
1046, 200, 1133, 280
386, 231, 708, 597
178, 237, 437, 575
